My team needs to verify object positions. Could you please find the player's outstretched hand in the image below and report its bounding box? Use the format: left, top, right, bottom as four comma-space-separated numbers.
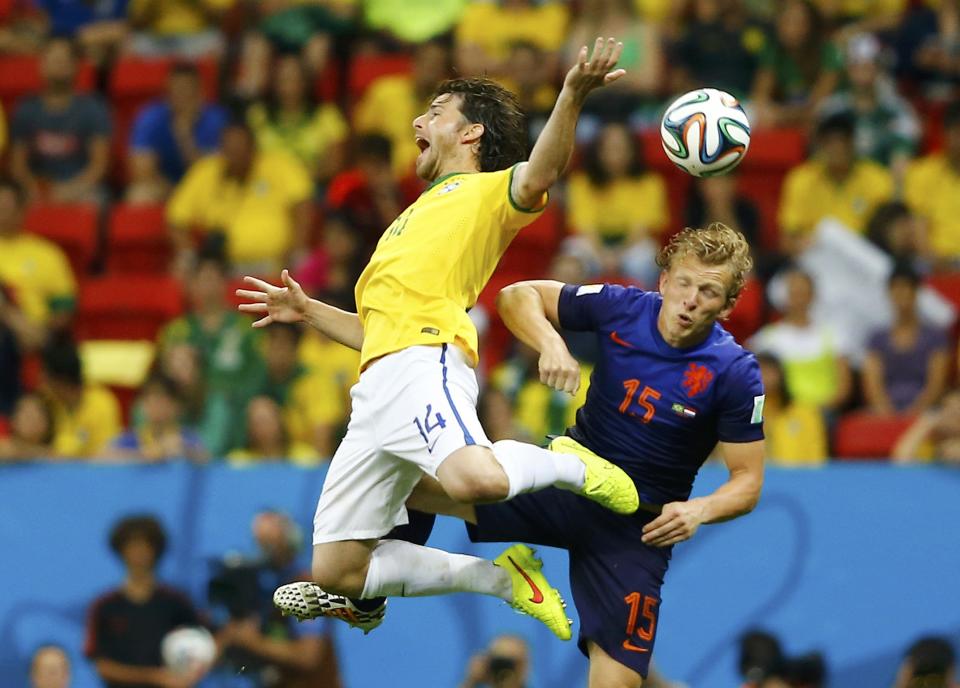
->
236, 269, 310, 328
641, 500, 706, 548
563, 37, 626, 102
538, 341, 581, 395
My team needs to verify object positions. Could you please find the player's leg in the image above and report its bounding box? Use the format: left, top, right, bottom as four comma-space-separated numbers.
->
406, 474, 478, 523
566, 514, 670, 688
407, 344, 637, 514
587, 641, 644, 688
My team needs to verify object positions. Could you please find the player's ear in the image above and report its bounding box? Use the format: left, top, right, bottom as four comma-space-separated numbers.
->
461, 122, 484, 145
657, 270, 667, 294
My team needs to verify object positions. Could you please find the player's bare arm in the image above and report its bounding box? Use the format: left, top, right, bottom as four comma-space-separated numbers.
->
497, 280, 580, 395
642, 439, 764, 548
510, 37, 626, 209
236, 269, 364, 352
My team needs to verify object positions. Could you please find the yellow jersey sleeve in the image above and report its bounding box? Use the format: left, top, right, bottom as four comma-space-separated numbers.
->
43, 241, 77, 312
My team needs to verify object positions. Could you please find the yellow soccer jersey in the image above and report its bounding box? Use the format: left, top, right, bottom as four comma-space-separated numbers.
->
355, 165, 545, 369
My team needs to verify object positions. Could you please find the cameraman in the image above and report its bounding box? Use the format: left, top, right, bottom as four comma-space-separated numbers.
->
213, 510, 342, 688
460, 635, 530, 688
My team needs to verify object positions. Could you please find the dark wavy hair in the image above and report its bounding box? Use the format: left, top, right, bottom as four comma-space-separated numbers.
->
583, 122, 646, 186
109, 514, 168, 561
433, 78, 528, 172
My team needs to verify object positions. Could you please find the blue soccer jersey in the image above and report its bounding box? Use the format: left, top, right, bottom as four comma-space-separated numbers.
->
557, 283, 765, 505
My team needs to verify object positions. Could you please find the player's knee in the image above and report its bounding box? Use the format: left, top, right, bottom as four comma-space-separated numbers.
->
441, 468, 509, 504
437, 448, 510, 503
311, 547, 369, 597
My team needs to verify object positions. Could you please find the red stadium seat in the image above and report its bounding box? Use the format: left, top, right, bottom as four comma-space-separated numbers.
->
23, 203, 99, 276
497, 204, 565, 277
833, 411, 916, 460
724, 276, 764, 343
348, 53, 412, 102
927, 272, 960, 312
314, 59, 341, 103
106, 204, 171, 274
76, 275, 184, 341
0, 54, 96, 115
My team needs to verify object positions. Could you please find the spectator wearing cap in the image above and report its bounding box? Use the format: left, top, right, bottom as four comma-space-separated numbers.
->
862, 265, 949, 417
904, 100, 960, 269
818, 33, 920, 184
85, 515, 206, 688
778, 111, 894, 256
892, 636, 956, 688
166, 119, 313, 275
126, 61, 227, 205
41, 337, 121, 459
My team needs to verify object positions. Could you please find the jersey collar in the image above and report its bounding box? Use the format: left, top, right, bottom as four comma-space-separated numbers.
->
424, 171, 466, 192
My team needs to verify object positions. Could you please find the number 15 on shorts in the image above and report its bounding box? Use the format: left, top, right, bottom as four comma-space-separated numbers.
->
413, 404, 447, 453
623, 592, 658, 653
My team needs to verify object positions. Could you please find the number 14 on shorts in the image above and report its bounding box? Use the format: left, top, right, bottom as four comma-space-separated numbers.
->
413, 404, 447, 452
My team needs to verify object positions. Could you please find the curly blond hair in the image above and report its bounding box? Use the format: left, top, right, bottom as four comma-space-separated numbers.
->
656, 223, 753, 305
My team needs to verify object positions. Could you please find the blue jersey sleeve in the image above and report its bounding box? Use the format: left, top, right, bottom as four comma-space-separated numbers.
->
716, 353, 765, 443
558, 283, 633, 332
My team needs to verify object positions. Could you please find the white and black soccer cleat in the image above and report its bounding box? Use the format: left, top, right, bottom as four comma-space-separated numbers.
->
273, 582, 387, 634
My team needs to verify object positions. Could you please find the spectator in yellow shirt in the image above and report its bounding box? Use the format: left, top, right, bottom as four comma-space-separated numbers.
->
904, 100, 960, 268
566, 122, 668, 285
779, 112, 894, 256
128, 0, 235, 58
41, 337, 121, 459
0, 178, 77, 418
353, 38, 452, 177
756, 353, 828, 466
247, 54, 347, 188
228, 395, 322, 466
455, 0, 568, 78
0, 178, 76, 350
167, 120, 314, 276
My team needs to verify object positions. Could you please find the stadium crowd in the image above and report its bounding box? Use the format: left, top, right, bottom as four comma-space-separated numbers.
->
2, 2, 960, 687
2, 0, 960, 467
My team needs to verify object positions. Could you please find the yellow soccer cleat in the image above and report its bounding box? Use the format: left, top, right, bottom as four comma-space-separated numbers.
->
549, 435, 640, 515
494, 544, 572, 641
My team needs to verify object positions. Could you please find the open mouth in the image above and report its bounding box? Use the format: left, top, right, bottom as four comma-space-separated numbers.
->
678, 314, 693, 327
415, 137, 430, 153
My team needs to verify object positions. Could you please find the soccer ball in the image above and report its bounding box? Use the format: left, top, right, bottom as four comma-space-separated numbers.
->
161, 626, 217, 675
660, 88, 751, 177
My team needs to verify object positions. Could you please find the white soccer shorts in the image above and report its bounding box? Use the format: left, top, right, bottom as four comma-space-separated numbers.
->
312, 343, 491, 544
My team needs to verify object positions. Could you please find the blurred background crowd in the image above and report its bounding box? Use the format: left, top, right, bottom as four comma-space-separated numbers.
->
3, 0, 960, 467
2, 1, 960, 686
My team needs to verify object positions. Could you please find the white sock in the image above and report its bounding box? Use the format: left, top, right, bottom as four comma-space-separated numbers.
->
491, 439, 586, 500
360, 539, 511, 601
